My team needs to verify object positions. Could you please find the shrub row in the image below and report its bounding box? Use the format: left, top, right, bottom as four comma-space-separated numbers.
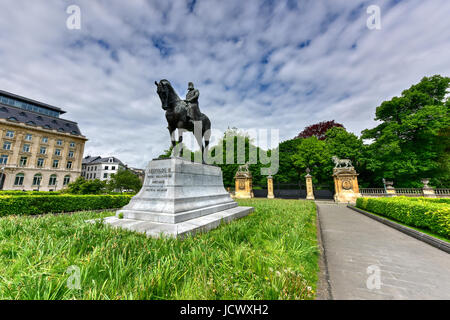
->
0, 191, 62, 196
356, 197, 450, 238
0, 195, 133, 217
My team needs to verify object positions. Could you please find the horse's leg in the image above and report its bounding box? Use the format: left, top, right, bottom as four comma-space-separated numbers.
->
168, 126, 176, 156
176, 125, 184, 158
202, 120, 211, 164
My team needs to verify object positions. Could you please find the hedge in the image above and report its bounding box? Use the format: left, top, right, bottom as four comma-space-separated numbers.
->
356, 197, 450, 238
0, 195, 133, 217
0, 191, 63, 196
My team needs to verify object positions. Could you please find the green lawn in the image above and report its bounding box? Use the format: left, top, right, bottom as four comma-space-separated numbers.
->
0, 199, 319, 300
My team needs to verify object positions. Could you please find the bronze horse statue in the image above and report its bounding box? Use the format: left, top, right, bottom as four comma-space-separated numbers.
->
155, 79, 211, 162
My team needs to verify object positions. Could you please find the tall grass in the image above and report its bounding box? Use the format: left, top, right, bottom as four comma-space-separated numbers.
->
0, 199, 318, 300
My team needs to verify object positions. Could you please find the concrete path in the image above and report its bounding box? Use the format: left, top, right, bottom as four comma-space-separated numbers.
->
317, 203, 450, 300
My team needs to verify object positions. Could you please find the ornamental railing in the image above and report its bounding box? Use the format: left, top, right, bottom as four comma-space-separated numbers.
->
359, 188, 387, 196
395, 188, 424, 196
435, 188, 450, 196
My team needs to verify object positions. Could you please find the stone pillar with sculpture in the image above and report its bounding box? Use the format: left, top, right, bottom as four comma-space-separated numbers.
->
305, 168, 315, 200
421, 178, 436, 198
234, 162, 254, 199
267, 175, 275, 199
332, 156, 361, 204
383, 179, 396, 196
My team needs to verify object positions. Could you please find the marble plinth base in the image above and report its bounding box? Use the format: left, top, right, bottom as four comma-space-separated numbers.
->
96, 157, 253, 238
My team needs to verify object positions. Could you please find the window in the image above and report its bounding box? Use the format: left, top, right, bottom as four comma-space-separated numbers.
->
0, 155, 8, 164
112, 166, 116, 170
32, 174, 42, 186
93, 173, 96, 179
20, 157, 27, 167
14, 173, 24, 186
42, 137, 48, 143
54, 149, 61, 156
104, 173, 108, 179
52, 160, 59, 168
23, 144, 31, 153
63, 175, 70, 186
109, 158, 113, 163
40, 146, 46, 154
25, 134, 32, 141
70, 142, 75, 148
56, 140, 63, 146
37, 158, 44, 167
105, 166, 109, 170
3, 142, 11, 150
66, 161, 72, 169
6, 130, 14, 138
49, 175, 57, 186
68, 151, 74, 158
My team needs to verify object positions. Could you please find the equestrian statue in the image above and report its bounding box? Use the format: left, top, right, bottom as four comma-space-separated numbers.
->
155, 79, 211, 163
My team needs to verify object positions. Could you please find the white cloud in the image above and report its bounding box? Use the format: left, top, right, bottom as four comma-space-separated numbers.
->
0, 0, 449, 168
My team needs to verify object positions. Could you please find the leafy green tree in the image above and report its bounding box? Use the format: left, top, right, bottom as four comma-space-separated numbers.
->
107, 169, 143, 193
274, 138, 303, 183
67, 177, 106, 194
362, 75, 450, 187
209, 128, 269, 188
291, 136, 333, 186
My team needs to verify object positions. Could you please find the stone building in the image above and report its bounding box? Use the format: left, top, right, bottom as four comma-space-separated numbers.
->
0, 90, 87, 191
81, 156, 125, 181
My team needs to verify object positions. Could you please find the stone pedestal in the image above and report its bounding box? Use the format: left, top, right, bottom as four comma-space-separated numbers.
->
267, 175, 274, 199
333, 167, 361, 204
305, 174, 315, 200
234, 171, 254, 199
422, 178, 436, 198
97, 158, 253, 238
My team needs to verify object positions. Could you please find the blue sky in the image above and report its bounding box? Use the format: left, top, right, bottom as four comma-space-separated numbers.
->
0, 0, 449, 168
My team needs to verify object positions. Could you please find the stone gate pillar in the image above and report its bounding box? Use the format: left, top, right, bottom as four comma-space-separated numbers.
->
333, 166, 361, 204
267, 175, 275, 199
305, 169, 315, 200
234, 170, 254, 199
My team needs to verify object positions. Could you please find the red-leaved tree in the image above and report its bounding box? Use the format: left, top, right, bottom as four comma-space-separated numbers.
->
296, 120, 344, 140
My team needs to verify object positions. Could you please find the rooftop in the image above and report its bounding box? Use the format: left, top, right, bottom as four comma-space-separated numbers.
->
0, 90, 83, 136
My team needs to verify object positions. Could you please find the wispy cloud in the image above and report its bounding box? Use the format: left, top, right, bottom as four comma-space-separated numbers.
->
0, 0, 448, 167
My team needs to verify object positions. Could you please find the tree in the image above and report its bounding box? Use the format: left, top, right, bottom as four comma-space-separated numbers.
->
296, 120, 344, 140
107, 169, 143, 193
291, 136, 333, 185
66, 177, 106, 194
209, 128, 269, 188
362, 75, 450, 187
274, 138, 303, 183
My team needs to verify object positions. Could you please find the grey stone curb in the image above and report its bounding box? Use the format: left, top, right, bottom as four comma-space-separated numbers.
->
347, 205, 450, 254
315, 204, 333, 300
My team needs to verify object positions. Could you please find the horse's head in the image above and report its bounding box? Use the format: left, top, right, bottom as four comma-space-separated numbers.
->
155, 79, 172, 111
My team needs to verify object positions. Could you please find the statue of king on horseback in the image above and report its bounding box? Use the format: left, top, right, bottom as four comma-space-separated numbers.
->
155, 79, 211, 163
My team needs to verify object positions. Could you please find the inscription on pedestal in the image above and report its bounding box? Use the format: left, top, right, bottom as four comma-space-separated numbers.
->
145, 167, 172, 192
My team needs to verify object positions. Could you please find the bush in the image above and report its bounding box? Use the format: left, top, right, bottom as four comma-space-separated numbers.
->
0, 195, 132, 217
356, 197, 450, 238
0, 191, 62, 196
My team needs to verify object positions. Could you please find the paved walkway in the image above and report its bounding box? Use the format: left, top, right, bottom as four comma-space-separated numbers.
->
317, 203, 450, 300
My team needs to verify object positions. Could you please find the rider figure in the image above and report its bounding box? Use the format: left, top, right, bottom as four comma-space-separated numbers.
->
185, 82, 201, 121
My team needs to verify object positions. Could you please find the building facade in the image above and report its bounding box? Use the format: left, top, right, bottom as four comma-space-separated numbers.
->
0, 90, 87, 191
81, 156, 125, 181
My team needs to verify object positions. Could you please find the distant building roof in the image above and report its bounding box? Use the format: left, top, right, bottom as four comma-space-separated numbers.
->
82, 156, 124, 166
0, 89, 64, 113
0, 90, 83, 136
